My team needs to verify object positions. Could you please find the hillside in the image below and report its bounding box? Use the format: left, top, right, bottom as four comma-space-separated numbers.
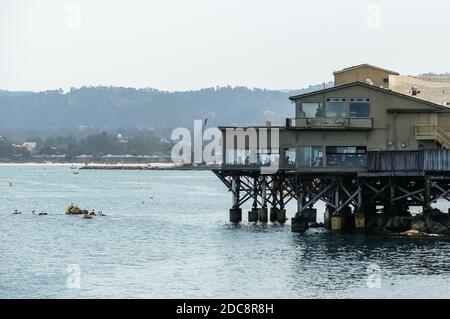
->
0, 84, 331, 139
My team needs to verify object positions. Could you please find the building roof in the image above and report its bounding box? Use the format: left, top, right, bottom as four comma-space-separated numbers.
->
333, 64, 400, 76
288, 81, 450, 111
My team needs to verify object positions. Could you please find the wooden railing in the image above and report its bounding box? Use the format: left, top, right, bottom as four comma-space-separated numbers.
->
286, 118, 373, 130
415, 124, 450, 149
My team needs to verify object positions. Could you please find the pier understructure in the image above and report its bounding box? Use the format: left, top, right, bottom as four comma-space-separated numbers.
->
213, 151, 450, 232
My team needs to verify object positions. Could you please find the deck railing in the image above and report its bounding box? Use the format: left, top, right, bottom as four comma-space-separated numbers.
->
286, 117, 373, 130
223, 150, 450, 173
415, 124, 450, 149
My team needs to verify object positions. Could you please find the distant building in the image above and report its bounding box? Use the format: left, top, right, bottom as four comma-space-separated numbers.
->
22, 142, 37, 152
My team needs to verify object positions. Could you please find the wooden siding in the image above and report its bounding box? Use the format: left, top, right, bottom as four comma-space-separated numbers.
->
423, 149, 450, 172
368, 151, 422, 172
368, 150, 450, 172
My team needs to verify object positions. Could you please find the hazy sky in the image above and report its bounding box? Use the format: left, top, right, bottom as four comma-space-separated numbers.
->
2, 0, 450, 92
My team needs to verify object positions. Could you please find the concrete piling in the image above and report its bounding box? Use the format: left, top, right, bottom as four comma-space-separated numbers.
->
355, 212, 365, 229
331, 216, 342, 231
230, 208, 242, 223
276, 209, 287, 224
303, 208, 317, 224
248, 208, 258, 223
270, 207, 279, 223
291, 216, 308, 233
258, 208, 268, 223
324, 206, 332, 229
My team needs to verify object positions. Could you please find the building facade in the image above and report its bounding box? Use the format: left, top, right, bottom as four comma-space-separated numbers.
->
221, 66, 450, 173
215, 65, 450, 232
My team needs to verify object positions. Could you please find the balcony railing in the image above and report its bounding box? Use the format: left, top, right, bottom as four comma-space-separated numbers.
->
286, 117, 373, 130
415, 124, 450, 149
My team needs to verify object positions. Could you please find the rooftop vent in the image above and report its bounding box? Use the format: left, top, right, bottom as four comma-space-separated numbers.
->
365, 79, 374, 86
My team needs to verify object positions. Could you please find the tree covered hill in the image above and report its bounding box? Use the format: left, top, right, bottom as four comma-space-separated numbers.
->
0, 83, 331, 139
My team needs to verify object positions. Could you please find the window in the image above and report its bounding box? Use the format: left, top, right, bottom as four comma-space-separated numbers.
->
349, 102, 370, 117
326, 146, 367, 167
226, 149, 259, 165
300, 103, 321, 118
298, 146, 323, 167
258, 149, 280, 166
283, 148, 296, 167
326, 98, 346, 102
226, 149, 249, 165
350, 98, 371, 102
325, 102, 347, 118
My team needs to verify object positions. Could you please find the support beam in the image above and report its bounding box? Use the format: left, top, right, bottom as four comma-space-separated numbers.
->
261, 177, 267, 208
331, 179, 342, 231
355, 182, 365, 229
425, 177, 431, 207
232, 175, 239, 208
230, 175, 242, 223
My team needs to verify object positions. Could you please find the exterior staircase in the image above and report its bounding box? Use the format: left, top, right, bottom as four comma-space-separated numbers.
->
415, 124, 450, 149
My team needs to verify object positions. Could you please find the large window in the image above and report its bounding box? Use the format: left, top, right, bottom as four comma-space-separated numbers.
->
282, 148, 296, 167
298, 146, 323, 167
326, 146, 367, 167
258, 149, 280, 166
349, 102, 370, 117
325, 102, 347, 118
300, 103, 321, 118
226, 149, 250, 165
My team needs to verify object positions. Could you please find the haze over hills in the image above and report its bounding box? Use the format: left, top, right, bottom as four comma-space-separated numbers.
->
0, 83, 332, 140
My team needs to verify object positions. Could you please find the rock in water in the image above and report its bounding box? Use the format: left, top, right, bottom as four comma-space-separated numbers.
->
426, 219, 449, 235
66, 204, 83, 215
394, 216, 412, 232
384, 217, 395, 231
83, 214, 93, 220
401, 230, 427, 237
66, 204, 94, 216
411, 217, 428, 233
423, 209, 450, 235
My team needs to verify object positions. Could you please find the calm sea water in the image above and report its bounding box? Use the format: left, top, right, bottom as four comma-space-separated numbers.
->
0, 165, 449, 299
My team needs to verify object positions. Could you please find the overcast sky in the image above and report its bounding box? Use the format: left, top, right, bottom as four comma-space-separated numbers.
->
2, 0, 450, 92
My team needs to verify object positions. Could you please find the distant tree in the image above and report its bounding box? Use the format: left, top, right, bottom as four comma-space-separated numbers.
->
0, 137, 15, 157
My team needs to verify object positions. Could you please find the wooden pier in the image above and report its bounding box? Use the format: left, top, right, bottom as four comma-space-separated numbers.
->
213, 150, 450, 232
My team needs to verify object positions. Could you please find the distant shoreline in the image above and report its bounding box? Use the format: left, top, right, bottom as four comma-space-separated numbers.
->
0, 162, 219, 171
0, 162, 78, 166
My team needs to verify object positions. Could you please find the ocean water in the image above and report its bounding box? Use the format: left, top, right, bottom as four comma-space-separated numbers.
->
0, 165, 449, 299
